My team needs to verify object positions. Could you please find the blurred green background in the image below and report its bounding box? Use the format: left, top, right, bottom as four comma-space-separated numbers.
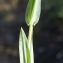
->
0, 0, 63, 63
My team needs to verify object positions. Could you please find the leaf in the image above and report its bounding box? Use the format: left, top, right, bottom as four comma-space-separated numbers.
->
19, 27, 34, 63
25, 0, 41, 26
19, 27, 27, 63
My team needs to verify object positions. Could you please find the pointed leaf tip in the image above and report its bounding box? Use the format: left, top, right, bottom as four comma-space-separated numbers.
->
19, 27, 27, 63
19, 27, 34, 63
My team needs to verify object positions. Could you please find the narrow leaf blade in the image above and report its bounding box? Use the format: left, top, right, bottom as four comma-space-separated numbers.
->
19, 27, 34, 63
19, 27, 27, 63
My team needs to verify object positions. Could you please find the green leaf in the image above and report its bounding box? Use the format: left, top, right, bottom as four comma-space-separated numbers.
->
25, 0, 41, 26
19, 27, 34, 63
19, 27, 27, 63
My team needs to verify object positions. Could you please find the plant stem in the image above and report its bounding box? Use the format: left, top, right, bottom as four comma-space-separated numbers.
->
28, 21, 33, 47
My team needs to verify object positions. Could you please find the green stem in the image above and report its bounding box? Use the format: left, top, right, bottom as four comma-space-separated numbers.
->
28, 21, 33, 47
